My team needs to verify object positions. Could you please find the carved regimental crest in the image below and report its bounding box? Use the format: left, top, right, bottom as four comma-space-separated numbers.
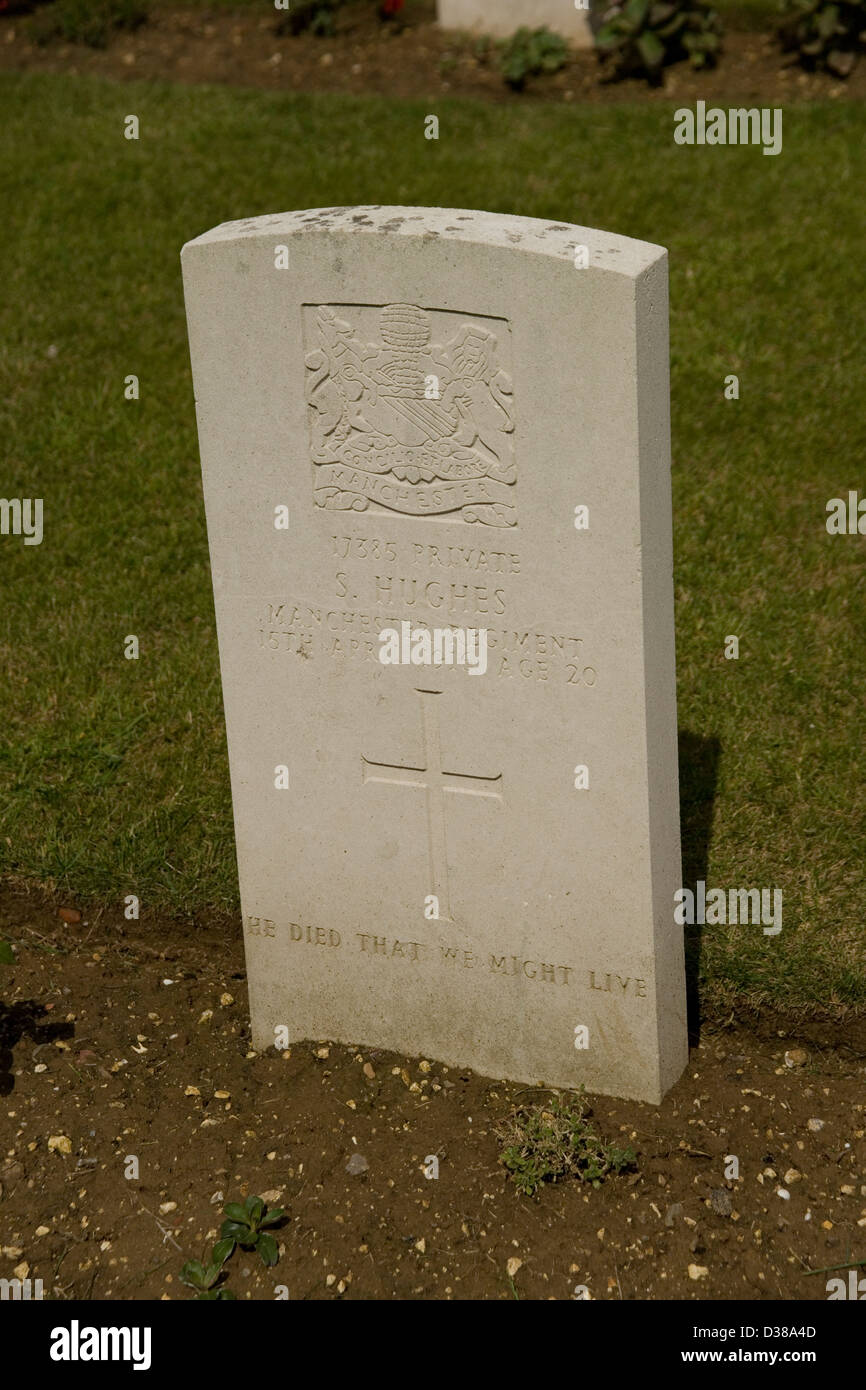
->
304, 303, 516, 527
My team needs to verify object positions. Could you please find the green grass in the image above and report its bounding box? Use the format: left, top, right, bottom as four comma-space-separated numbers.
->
1, 72, 864, 1018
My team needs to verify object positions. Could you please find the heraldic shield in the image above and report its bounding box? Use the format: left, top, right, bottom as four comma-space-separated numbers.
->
304, 302, 517, 527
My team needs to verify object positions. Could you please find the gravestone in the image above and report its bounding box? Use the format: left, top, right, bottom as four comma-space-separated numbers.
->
182, 205, 687, 1105
437, 0, 594, 47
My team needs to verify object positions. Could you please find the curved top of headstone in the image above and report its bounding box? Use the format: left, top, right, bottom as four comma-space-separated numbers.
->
182, 205, 665, 282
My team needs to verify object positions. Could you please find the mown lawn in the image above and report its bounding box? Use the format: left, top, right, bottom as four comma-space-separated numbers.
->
1, 72, 864, 1015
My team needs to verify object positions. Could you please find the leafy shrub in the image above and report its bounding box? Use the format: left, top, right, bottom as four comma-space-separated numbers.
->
779, 0, 866, 77
275, 0, 344, 37
498, 1092, 637, 1196
499, 26, 570, 90
597, 0, 722, 82
27, 0, 148, 48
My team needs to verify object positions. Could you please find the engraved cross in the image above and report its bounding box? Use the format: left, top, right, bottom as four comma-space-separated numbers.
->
362, 688, 503, 923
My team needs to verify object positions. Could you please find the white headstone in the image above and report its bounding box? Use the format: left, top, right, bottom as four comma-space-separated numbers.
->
182, 205, 687, 1105
437, 0, 593, 46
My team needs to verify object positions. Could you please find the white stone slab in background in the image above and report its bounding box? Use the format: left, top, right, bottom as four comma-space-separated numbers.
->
182, 205, 687, 1104
437, 0, 594, 46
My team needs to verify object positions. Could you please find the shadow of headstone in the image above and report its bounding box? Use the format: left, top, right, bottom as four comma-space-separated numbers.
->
678, 730, 722, 1047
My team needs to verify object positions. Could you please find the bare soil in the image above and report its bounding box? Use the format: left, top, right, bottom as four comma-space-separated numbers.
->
0, 2, 864, 105
1, 888, 864, 1301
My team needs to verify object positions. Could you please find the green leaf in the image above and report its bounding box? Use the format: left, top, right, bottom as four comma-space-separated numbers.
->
220, 1219, 249, 1241
816, 4, 840, 36
595, 22, 621, 46
259, 1208, 285, 1228
501, 57, 527, 88
256, 1232, 280, 1267
223, 1203, 249, 1225
624, 0, 651, 24
212, 1237, 235, 1265
179, 1260, 206, 1289
637, 28, 665, 67
0, 941, 14, 964
244, 1195, 264, 1225
684, 28, 715, 49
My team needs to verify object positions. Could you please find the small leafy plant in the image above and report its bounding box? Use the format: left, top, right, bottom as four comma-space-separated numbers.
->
596, 0, 722, 82
0, 942, 13, 965
779, 0, 866, 77
498, 1091, 637, 1196
179, 1245, 235, 1301
499, 26, 570, 90
275, 0, 343, 37
180, 1195, 285, 1299
219, 1194, 285, 1266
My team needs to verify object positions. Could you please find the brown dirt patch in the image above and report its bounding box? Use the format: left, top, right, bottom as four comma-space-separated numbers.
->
0, 2, 864, 104
1, 887, 864, 1301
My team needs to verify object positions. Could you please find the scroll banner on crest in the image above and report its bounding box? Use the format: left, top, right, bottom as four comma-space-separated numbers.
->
314, 463, 515, 518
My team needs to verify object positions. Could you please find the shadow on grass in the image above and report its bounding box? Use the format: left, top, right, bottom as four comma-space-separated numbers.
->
679, 729, 722, 1048
0, 1001, 75, 1096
